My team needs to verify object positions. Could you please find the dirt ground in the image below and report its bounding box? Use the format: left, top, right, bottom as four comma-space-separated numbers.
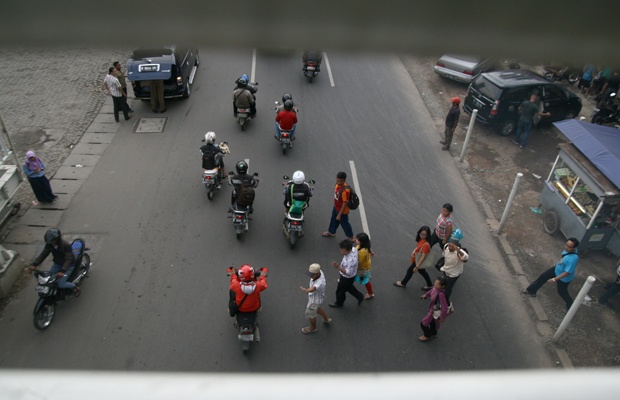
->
401, 55, 620, 367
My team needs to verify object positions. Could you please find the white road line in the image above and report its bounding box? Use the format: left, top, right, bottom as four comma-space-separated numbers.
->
251, 49, 257, 82
349, 160, 369, 237
323, 52, 335, 87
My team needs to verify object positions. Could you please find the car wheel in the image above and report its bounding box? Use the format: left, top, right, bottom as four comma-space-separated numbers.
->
564, 110, 577, 120
497, 120, 516, 136
182, 81, 190, 99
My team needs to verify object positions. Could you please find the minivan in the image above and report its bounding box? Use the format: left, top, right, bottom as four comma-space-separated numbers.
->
126, 46, 199, 100
464, 69, 582, 136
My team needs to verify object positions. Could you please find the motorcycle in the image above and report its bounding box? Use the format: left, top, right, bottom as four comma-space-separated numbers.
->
228, 172, 259, 239
591, 92, 620, 128
543, 65, 580, 85
303, 61, 319, 83
227, 266, 268, 353
282, 176, 315, 248
235, 81, 258, 131
274, 101, 299, 155
202, 142, 230, 200
32, 238, 91, 331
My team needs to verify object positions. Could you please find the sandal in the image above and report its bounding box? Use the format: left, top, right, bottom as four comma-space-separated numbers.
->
421, 286, 433, 291
301, 327, 318, 334
321, 232, 335, 237
393, 281, 406, 288
323, 318, 332, 324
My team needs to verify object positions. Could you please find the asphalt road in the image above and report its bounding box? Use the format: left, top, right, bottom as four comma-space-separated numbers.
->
0, 49, 554, 371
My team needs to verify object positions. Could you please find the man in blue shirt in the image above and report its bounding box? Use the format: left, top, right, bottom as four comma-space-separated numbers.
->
522, 238, 579, 310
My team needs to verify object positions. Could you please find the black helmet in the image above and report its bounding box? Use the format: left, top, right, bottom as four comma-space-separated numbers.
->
282, 93, 292, 103
284, 100, 294, 111
44, 228, 61, 244
235, 160, 248, 174
237, 77, 248, 88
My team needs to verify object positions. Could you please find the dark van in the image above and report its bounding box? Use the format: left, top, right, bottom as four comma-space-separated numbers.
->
126, 46, 199, 99
464, 70, 582, 136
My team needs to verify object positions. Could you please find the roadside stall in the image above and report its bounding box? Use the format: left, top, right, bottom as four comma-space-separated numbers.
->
540, 119, 620, 258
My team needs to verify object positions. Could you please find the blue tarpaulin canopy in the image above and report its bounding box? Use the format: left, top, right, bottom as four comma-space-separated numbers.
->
553, 120, 620, 189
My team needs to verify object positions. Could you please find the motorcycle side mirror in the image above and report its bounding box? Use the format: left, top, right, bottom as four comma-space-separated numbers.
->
309, 179, 316, 184
275, 101, 281, 106
253, 173, 259, 177
283, 175, 290, 180
611, 93, 617, 98
228, 171, 234, 176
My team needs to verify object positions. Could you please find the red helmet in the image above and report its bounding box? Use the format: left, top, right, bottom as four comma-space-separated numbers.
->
451, 96, 461, 105
238, 264, 255, 282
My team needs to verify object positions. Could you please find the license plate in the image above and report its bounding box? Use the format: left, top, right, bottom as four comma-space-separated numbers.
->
238, 334, 254, 341
139, 64, 160, 72
36, 285, 49, 294
289, 224, 302, 231
306, 66, 315, 71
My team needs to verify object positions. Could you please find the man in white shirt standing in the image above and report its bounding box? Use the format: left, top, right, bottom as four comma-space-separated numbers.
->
300, 263, 332, 334
329, 240, 364, 308
103, 67, 131, 122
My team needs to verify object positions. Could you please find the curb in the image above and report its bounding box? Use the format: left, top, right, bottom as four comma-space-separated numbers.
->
454, 156, 574, 369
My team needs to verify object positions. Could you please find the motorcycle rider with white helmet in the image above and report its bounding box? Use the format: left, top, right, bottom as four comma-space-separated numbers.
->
283, 170, 313, 212
200, 131, 228, 184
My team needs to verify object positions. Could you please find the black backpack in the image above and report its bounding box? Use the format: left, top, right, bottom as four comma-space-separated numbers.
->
201, 145, 218, 169
236, 181, 256, 206
339, 185, 360, 210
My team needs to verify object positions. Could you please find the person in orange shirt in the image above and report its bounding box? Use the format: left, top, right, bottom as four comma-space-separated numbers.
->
229, 264, 267, 313
322, 171, 354, 241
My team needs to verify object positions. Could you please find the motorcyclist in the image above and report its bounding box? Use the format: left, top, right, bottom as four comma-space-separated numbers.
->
200, 131, 228, 182
275, 93, 297, 114
27, 228, 80, 295
283, 170, 313, 213
229, 160, 259, 209
302, 50, 323, 71
228, 264, 268, 314
275, 100, 298, 141
233, 76, 256, 118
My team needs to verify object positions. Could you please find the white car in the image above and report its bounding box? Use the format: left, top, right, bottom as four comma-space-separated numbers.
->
434, 54, 495, 84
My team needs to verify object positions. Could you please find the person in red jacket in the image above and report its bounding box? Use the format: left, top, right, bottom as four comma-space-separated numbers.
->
275, 100, 298, 141
229, 264, 268, 313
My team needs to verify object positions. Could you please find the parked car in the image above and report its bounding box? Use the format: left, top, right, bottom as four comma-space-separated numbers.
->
464, 69, 582, 136
434, 54, 495, 84
126, 46, 199, 100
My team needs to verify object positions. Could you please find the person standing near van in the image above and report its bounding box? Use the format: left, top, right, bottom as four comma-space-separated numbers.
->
440, 97, 460, 150
512, 93, 550, 149
103, 67, 131, 122
149, 80, 166, 113
113, 61, 133, 113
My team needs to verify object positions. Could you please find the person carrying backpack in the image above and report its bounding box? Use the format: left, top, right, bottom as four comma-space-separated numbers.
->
283, 170, 313, 212
229, 160, 259, 211
200, 131, 228, 181
322, 171, 356, 241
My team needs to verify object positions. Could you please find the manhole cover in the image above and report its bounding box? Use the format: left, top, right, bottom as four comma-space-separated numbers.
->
136, 117, 167, 133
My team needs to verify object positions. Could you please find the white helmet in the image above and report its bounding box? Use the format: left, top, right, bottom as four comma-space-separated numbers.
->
205, 131, 216, 144
292, 170, 305, 184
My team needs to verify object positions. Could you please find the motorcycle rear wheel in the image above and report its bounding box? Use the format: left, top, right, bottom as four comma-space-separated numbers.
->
592, 114, 605, 125
207, 186, 215, 200
34, 302, 56, 331
289, 232, 297, 248
241, 340, 250, 353
282, 143, 287, 155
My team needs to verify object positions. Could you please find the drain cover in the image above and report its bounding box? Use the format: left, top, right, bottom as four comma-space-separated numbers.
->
136, 117, 167, 133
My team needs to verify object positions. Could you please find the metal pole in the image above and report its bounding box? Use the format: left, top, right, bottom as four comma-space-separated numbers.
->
497, 172, 523, 234
553, 276, 596, 343
459, 109, 477, 163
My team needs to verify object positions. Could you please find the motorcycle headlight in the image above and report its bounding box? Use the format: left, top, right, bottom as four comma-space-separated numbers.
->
37, 275, 51, 284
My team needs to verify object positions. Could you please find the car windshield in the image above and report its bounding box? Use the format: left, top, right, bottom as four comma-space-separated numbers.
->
471, 76, 502, 99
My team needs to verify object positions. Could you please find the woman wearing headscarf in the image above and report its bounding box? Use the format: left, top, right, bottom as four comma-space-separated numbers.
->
22, 150, 57, 205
